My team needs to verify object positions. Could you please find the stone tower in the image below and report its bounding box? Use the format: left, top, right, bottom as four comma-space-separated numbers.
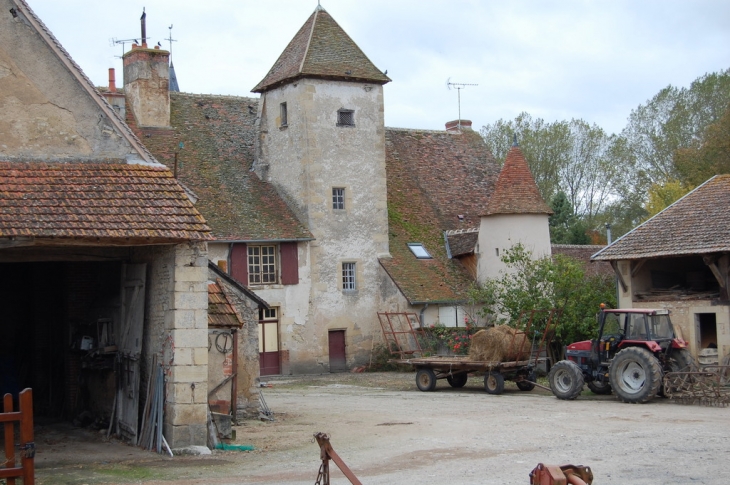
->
252, 5, 391, 372
478, 140, 553, 282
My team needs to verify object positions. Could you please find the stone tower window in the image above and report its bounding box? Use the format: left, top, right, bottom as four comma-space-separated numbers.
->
342, 262, 356, 291
280, 102, 288, 127
337, 108, 354, 127
332, 187, 345, 210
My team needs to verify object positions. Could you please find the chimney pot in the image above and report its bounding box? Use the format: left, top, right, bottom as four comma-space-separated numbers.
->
445, 119, 472, 132
108, 68, 117, 93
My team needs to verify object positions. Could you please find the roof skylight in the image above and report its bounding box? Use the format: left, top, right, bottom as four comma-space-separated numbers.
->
407, 243, 432, 259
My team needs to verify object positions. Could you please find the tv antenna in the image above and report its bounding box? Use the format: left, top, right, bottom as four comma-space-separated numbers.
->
166, 25, 177, 58
447, 78, 478, 130
109, 9, 150, 59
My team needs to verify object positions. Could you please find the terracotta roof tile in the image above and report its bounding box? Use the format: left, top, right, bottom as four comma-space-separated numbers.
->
483, 145, 552, 216
208, 279, 244, 328
446, 228, 479, 257
381, 128, 500, 303
593, 175, 730, 260
132, 93, 312, 242
252, 7, 390, 93
552, 244, 613, 277
0, 162, 211, 241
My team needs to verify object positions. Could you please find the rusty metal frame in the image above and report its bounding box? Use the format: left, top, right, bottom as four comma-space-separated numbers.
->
376, 312, 424, 358
664, 365, 730, 407
313, 432, 362, 485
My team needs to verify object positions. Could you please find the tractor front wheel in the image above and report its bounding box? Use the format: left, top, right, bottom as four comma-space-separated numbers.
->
609, 347, 662, 403
548, 360, 584, 400
516, 371, 536, 391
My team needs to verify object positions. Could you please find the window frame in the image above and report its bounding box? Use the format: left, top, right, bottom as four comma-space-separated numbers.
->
337, 108, 355, 127
332, 187, 345, 211
279, 102, 288, 127
341, 261, 357, 292
407, 243, 432, 259
247, 244, 278, 285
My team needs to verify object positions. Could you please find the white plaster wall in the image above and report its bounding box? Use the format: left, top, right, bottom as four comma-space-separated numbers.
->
256, 79, 389, 372
477, 213, 552, 283
207, 242, 230, 269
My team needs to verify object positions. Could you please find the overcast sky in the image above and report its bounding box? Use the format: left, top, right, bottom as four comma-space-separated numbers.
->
27, 0, 730, 135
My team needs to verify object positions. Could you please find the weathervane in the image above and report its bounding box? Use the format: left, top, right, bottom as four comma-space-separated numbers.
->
447, 78, 478, 130
166, 24, 177, 59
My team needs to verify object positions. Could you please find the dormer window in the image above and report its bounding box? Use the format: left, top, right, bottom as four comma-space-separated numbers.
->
337, 108, 354, 127
408, 243, 432, 259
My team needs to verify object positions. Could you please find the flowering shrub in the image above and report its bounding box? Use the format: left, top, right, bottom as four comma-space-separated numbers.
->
419, 321, 477, 356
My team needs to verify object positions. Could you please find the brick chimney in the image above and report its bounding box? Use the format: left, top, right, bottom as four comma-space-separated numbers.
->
445, 120, 472, 132
123, 44, 171, 128
102, 68, 127, 120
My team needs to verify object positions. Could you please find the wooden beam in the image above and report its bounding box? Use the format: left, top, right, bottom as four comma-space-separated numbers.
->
610, 261, 628, 293
703, 255, 726, 288
631, 259, 647, 278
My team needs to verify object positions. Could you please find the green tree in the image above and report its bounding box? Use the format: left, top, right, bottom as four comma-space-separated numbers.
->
643, 179, 693, 219
468, 244, 616, 348
549, 191, 590, 244
675, 103, 730, 186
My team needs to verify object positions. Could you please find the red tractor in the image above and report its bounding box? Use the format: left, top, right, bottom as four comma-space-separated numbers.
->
549, 306, 692, 403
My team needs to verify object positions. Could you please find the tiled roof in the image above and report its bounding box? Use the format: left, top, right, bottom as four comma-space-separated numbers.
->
593, 175, 730, 261
446, 228, 479, 258
552, 244, 613, 277
483, 145, 552, 216
380, 128, 500, 304
132, 93, 312, 242
0, 162, 211, 242
208, 279, 244, 328
252, 6, 390, 93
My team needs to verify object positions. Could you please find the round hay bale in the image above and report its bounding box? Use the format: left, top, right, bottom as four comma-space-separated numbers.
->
467, 326, 530, 363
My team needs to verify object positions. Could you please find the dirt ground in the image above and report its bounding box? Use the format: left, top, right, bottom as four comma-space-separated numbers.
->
19, 372, 730, 484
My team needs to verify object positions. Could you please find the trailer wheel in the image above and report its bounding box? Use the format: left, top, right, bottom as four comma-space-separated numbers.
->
609, 347, 662, 403
415, 368, 437, 392
484, 371, 505, 394
516, 371, 536, 391
549, 360, 584, 400
446, 373, 468, 388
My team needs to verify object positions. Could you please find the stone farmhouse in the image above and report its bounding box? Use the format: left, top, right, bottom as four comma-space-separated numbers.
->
593, 175, 730, 365
0, 0, 225, 448
111, 5, 555, 377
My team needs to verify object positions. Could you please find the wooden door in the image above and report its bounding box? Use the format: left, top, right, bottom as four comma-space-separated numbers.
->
328, 330, 347, 373
115, 264, 146, 444
258, 308, 280, 375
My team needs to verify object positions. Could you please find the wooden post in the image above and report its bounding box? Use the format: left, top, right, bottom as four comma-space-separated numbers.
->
19, 389, 34, 485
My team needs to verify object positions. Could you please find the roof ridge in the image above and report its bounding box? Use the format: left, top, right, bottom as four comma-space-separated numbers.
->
444, 227, 479, 236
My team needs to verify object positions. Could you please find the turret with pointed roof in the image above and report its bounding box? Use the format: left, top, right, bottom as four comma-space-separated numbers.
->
477, 140, 552, 282
252, 5, 390, 93
483, 142, 552, 216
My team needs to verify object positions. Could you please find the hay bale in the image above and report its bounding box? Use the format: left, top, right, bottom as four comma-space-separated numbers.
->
468, 325, 530, 363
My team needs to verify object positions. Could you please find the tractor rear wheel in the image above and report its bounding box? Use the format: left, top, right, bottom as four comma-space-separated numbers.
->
668, 348, 695, 372
609, 347, 662, 403
484, 371, 505, 394
446, 373, 468, 388
548, 360, 584, 400
415, 368, 437, 392
587, 380, 612, 395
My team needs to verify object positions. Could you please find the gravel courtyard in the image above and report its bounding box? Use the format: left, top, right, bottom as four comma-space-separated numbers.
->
35, 372, 730, 484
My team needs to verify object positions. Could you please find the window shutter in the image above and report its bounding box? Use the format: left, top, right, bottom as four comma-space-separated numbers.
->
230, 243, 248, 285
280, 242, 299, 285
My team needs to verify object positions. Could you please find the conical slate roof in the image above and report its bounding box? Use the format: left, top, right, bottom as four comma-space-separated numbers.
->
252, 6, 390, 93
482, 144, 552, 216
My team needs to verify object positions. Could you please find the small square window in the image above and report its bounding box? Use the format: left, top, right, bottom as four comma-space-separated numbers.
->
337, 109, 354, 127
280, 102, 288, 127
408, 243, 432, 259
342, 262, 356, 291
332, 187, 345, 210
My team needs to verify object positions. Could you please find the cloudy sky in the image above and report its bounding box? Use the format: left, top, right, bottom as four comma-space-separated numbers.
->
26, 0, 730, 135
